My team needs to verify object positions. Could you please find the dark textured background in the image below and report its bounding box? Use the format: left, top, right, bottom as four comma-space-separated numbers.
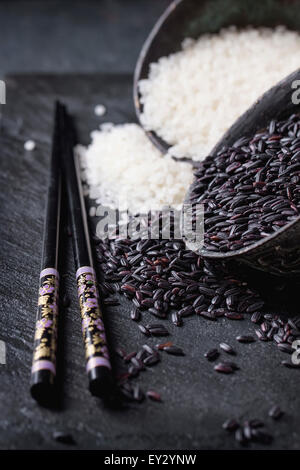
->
0, 0, 171, 77
1, 0, 300, 451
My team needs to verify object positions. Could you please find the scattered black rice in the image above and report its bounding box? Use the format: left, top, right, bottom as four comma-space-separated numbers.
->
91, 116, 300, 422
96, 237, 263, 330
223, 417, 273, 446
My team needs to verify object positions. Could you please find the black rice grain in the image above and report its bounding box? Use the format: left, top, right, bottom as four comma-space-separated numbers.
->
163, 346, 185, 356
124, 351, 137, 362
251, 429, 273, 445
249, 419, 264, 428
214, 363, 234, 374
222, 419, 239, 432
281, 360, 300, 369
277, 343, 293, 354
146, 324, 169, 337
221, 361, 239, 371
146, 390, 162, 402
130, 307, 141, 321
138, 325, 150, 336
225, 313, 244, 320
143, 354, 160, 366
236, 335, 255, 343
204, 348, 219, 361
172, 312, 183, 326
52, 432, 76, 446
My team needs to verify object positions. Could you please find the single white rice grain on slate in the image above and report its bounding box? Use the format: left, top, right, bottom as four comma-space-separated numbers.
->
94, 104, 106, 117
24, 140, 36, 151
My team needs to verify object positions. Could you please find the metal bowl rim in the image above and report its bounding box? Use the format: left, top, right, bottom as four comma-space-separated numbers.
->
133, 0, 182, 155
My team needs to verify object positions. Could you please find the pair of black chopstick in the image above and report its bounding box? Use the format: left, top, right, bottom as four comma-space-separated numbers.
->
30, 102, 112, 406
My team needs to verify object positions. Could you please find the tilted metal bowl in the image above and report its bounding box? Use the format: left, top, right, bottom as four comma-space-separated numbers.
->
187, 69, 300, 278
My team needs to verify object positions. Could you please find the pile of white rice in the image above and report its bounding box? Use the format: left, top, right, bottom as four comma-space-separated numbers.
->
139, 26, 300, 160
78, 123, 193, 214
79, 26, 300, 212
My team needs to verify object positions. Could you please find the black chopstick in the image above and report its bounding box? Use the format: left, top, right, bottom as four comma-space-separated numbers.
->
31, 102, 61, 405
57, 102, 113, 398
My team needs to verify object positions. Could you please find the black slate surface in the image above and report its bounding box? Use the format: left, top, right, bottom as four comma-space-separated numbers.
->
1, 74, 300, 450
0, 0, 172, 77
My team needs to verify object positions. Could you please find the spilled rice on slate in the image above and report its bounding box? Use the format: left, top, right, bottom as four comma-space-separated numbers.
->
84, 111, 300, 406
77, 90, 300, 429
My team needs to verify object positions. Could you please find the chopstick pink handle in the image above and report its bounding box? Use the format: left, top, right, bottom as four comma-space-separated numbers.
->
76, 266, 111, 373
31, 268, 59, 376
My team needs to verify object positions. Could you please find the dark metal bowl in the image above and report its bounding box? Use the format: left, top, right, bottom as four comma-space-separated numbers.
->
134, 0, 300, 156
186, 69, 300, 278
